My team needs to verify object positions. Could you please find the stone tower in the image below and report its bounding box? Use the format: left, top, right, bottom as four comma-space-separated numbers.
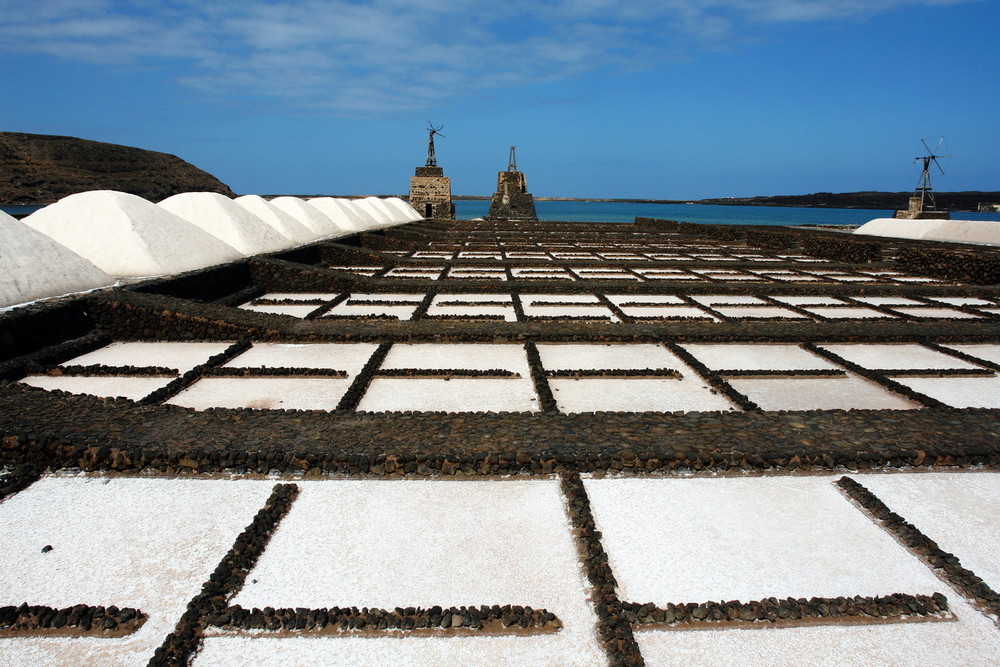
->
408, 124, 455, 220
485, 146, 537, 221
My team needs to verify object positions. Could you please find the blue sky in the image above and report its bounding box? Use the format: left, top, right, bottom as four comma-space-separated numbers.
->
1, 0, 997, 199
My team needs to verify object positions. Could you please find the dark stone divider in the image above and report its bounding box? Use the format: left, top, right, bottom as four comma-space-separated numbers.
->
139, 340, 252, 405
620, 593, 949, 629
524, 341, 558, 414
660, 341, 760, 411
149, 483, 299, 666
213, 603, 560, 635
803, 343, 948, 409
560, 472, 644, 666
836, 476, 1000, 624
0, 603, 147, 636
3, 384, 1000, 476
335, 342, 393, 412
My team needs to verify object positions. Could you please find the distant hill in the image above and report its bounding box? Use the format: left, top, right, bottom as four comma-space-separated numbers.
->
0, 132, 235, 205
692, 191, 1000, 212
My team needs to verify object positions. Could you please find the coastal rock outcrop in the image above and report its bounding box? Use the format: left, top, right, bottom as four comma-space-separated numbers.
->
0, 132, 235, 205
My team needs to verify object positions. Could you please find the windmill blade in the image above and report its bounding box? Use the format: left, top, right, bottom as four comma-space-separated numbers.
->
934, 136, 945, 154
931, 156, 945, 175
921, 138, 935, 156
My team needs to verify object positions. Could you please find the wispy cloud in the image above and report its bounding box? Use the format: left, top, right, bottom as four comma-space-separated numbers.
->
0, 0, 974, 112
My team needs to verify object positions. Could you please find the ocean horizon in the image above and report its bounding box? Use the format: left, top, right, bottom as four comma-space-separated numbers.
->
6, 199, 1000, 226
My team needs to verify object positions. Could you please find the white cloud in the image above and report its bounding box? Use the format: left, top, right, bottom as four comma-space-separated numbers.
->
0, 0, 976, 112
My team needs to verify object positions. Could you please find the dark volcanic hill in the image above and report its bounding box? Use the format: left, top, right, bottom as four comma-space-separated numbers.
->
694, 191, 1000, 212
0, 132, 236, 205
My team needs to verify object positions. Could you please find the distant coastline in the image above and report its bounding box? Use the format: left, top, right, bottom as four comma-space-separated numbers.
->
283, 191, 1000, 213
448, 192, 1000, 213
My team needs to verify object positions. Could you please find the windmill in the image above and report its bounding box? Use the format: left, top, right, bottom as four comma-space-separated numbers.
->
912, 137, 950, 212
425, 121, 445, 167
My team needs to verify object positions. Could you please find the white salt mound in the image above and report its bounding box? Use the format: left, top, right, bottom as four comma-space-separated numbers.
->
854, 218, 1000, 246
307, 197, 373, 232
354, 197, 396, 227
1, 213, 115, 308
22, 191, 242, 277
234, 195, 319, 243
158, 192, 292, 256
338, 198, 383, 228
270, 197, 344, 237
384, 196, 424, 222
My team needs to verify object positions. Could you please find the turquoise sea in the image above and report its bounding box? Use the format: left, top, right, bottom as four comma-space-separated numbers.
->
455, 200, 1000, 225
5, 200, 1000, 226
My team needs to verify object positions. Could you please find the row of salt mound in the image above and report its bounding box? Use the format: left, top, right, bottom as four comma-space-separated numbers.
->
308, 198, 370, 232
22, 191, 243, 278
7, 191, 424, 306
235, 195, 318, 243
1, 209, 115, 308
159, 192, 294, 255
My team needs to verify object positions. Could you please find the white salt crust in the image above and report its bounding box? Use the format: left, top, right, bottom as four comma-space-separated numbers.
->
379, 343, 530, 372
941, 343, 1000, 366
729, 373, 918, 411
0, 476, 275, 666
197, 479, 604, 666
769, 296, 847, 306
324, 292, 426, 320
891, 308, 981, 319
929, 297, 994, 306
61, 341, 233, 374
18, 375, 174, 402
680, 344, 836, 371
356, 344, 538, 412
620, 306, 716, 320
0, 214, 114, 308
233, 195, 318, 243
604, 295, 685, 305
689, 295, 767, 306
818, 344, 979, 370
224, 343, 378, 374
355, 376, 538, 413
522, 294, 617, 321
19, 338, 231, 402
549, 378, 735, 413
168, 343, 379, 410
583, 476, 943, 604
169, 377, 357, 411
636, 595, 1000, 667
238, 304, 318, 318
537, 343, 682, 371
536, 344, 734, 412
803, 307, 895, 319
713, 306, 807, 319
855, 472, 1000, 593
895, 376, 1000, 408
853, 296, 926, 306
158, 192, 292, 255
21, 191, 242, 277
